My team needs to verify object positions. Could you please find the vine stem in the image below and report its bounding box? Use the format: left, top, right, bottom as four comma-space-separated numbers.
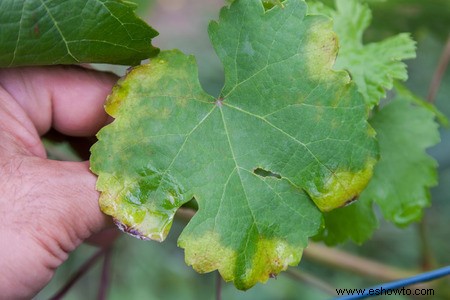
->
49, 247, 107, 300
286, 268, 337, 295
420, 36, 450, 271
175, 207, 197, 223
418, 217, 436, 271
216, 272, 222, 300
98, 247, 113, 300
427, 35, 450, 103
303, 243, 415, 282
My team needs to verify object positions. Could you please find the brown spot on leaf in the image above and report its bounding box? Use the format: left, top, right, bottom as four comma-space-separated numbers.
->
34, 24, 40, 37
343, 195, 359, 207
113, 218, 151, 241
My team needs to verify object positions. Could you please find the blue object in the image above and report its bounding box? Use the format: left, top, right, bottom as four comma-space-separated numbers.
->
333, 265, 450, 300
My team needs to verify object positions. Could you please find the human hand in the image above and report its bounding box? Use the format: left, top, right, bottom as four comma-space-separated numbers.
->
0, 66, 118, 299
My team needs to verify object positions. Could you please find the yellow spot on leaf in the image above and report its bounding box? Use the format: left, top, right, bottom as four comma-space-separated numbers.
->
311, 157, 377, 212
180, 232, 304, 290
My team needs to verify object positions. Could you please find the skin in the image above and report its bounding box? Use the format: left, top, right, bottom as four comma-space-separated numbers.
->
0, 66, 118, 299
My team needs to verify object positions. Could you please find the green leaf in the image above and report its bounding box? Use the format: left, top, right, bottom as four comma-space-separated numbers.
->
308, 0, 416, 106
91, 0, 377, 289
0, 0, 158, 67
394, 82, 449, 127
362, 97, 440, 226
315, 195, 378, 245
308, 0, 438, 244
318, 96, 440, 244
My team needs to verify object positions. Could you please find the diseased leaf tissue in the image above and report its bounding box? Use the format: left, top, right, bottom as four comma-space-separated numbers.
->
91, 0, 413, 290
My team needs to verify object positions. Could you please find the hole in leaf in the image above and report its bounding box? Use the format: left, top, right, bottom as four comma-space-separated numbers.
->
177, 198, 197, 222
263, 0, 285, 10
182, 197, 199, 210
253, 168, 282, 179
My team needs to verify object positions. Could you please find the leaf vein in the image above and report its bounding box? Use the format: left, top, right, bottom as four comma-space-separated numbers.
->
39, 0, 79, 62
8, 0, 26, 67
220, 108, 260, 234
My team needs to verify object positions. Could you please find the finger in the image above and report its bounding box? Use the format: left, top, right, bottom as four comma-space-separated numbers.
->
0, 158, 113, 297
0, 66, 118, 137
7, 158, 112, 248
0, 85, 46, 157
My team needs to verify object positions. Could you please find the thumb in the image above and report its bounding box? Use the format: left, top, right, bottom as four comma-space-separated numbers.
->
0, 157, 110, 298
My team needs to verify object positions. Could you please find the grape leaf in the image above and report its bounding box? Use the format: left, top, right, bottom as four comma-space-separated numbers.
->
362, 97, 439, 225
90, 0, 377, 289
0, 0, 158, 67
318, 96, 440, 244
308, 0, 416, 106
310, 0, 438, 244
315, 194, 378, 245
